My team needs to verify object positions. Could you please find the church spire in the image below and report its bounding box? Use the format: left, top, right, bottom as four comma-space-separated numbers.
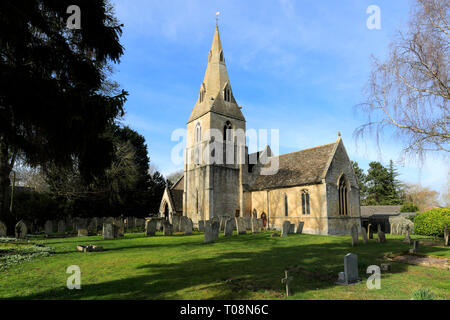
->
188, 25, 245, 123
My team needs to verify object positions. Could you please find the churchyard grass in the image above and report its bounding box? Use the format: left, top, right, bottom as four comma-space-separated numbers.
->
0, 232, 448, 300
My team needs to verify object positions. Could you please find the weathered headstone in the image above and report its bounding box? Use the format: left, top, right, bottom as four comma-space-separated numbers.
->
351, 224, 359, 246
402, 225, 412, 244
336, 253, 360, 285
367, 223, 373, 239
145, 219, 157, 236
257, 219, 263, 230
377, 231, 386, 243
57, 220, 66, 233
184, 218, 193, 235
224, 218, 234, 236
244, 217, 252, 230
281, 221, 291, 237
235, 217, 246, 235
211, 220, 220, 240
281, 270, 293, 297
173, 216, 181, 232
444, 225, 449, 246
296, 222, 304, 234
114, 219, 125, 237
15, 220, 27, 239
44, 220, 53, 234
204, 221, 214, 244
103, 223, 117, 240
163, 221, 173, 236
361, 227, 368, 244
0, 221, 7, 237
198, 220, 205, 232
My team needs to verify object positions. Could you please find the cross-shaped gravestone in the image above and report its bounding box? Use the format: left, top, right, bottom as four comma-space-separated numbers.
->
281, 270, 293, 297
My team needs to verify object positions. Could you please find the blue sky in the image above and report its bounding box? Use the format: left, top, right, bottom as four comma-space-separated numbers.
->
110, 0, 448, 196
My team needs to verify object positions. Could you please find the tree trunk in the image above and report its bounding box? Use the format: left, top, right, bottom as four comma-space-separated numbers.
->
0, 138, 13, 232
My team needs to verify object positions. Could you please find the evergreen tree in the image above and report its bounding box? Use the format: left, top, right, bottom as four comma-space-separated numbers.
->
351, 161, 368, 204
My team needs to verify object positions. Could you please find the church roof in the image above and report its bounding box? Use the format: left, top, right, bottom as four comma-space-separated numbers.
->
169, 189, 183, 213
249, 141, 338, 191
188, 25, 245, 123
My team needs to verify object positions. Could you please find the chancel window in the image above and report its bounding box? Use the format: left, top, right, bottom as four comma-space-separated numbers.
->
301, 190, 310, 215
338, 175, 349, 216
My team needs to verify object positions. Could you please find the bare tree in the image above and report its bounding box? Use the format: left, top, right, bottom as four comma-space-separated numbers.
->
355, 0, 449, 160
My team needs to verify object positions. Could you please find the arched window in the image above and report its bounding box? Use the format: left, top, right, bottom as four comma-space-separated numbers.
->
284, 194, 288, 217
195, 123, 201, 143
338, 175, 349, 216
301, 190, 310, 215
223, 121, 232, 141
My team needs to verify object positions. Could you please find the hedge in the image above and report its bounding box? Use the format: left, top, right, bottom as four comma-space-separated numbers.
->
413, 208, 450, 237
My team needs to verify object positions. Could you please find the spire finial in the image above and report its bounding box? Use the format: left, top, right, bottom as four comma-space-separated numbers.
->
216, 12, 220, 26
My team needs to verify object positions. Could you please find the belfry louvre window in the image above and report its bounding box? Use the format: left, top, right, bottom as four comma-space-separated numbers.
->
338, 176, 349, 216
224, 87, 231, 102
302, 190, 310, 215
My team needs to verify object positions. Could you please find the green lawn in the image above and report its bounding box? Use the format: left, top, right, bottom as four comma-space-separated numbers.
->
0, 232, 449, 300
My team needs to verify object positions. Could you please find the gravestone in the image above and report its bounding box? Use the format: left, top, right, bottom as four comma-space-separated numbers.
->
377, 231, 386, 243
173, 216, 181, 232
257, 219, 263, 230
444, 225, 449, 246
204, 221, 214, 244
103, 223, 118, 240
281, 221, 291, 237
163, 221, 173, 236
145, 219, 157, 236
211, 220, 220, 240
15, 220, 27, 239
361, 227, 368, 244
243, 217, 251, 230
224, 218, 234, 236
367, 223, 373, 239
44, 220, 53, 234
281, 270, 293, 297
78, 229, 89, 237
0, 221, 7, 237
289, 224, 295, 234
251, 218, 259, 234
296, 222, 304, 234
351, 224, 359, 246
198, 220, 205, 232
402, 225, 412, 244
180, 216, 190, 233
235, 217, 246, 235
336, 253, 360, 285
184, 218, 193, 236
219, 216, 227, 231
87, 219, 98, 235
57, 220, 66, 233
115, 219, 125, 237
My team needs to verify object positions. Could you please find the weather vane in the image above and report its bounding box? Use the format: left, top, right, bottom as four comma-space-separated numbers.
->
216, 12, 220, 26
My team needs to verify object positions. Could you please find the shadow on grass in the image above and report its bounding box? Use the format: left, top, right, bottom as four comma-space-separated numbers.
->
6, 233, 415, 300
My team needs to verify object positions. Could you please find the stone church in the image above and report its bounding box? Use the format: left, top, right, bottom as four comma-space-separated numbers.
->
159, 25, 361, 235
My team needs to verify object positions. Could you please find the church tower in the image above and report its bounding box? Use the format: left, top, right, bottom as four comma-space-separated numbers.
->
183, 25, 246, 224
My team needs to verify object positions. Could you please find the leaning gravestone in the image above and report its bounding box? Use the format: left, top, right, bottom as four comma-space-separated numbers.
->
198, 220, 205, 232
15, 220, 27, 239
351, 224, 359, 246
163, 221, 173, 236
211, 220, 220, 240
184, 218, 193, 236
0, 221, 7, 237
336, 253, 360, 285
145, 219, 157, 237
377, 231, 386, 243
235, 217, 246, 235
57, 220, 66, 233
296, 222, 304, 234
281, 221, 291, 237
44, 220, 53, 234
224, 218, 234, 236
204, 221, 214, 244
361, 227, 368, 244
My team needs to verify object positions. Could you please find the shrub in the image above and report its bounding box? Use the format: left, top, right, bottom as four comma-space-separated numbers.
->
411, 288, 434, 300
413, 208, 450, 237
401, 202, 419, 213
